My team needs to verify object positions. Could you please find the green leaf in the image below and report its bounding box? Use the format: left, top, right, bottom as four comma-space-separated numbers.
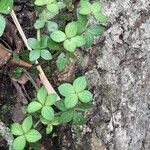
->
56, 57, 68, 71
0, 0, 13, 14
41, 106, 54, 120
84, 32, 94, 48
65, 94, 78, 108
50, 30, 66, 42
22, 116, 33, 133
12, 67, 23, 79
50, 117, 60, 125
11, 123, 23, 136
37, 86, 47, 105
79, 0, 91, 15
91, 2, 102, 13
25, 129, 42, 142
72, 36, 85, 47
88, 25, 105, 36
46, 124, 53, 134
73, 76, 87, 93
45, 93, 57, 106
39, 36, 49, 49
79, 7, 91, 15
94, 12, 107, 23
41, 49, 52, 60
13, 135, 26, 150
34, 0, 54, 6
27, 38, 40, 49
58, 83, 74, 97
34, 19, 45, 29
73, 112, 86, 125
40, 116, 50, 125
47, 3, 59, 13
29, 50, 41, 61
0, 15, 6, 37
78, 90, 93, 103
47, 21, 58, 32
76, 14, 87, 34
59, 111, 74, 123
13, 53, 20, 62
65, 22, 78, 38
47, 38, 61, 50
55, 100, 68, 111
63, 39, 76, 52
76, 102, 94, 110
27, 101, 42, 113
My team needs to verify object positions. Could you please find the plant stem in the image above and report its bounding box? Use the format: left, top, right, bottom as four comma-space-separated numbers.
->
34, 120, 40, 128
37, 29, 41, 41
23, 69, 39, 90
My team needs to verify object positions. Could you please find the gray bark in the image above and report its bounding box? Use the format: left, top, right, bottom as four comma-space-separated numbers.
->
72, 0, 150, 150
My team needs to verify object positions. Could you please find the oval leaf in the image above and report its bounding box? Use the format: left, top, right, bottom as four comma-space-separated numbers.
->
79, 1, 91, 15
47, 3, 59, 13
29, 50, 41, 61
0, 0, 13, 14
37, 86, 47, 105
11, 123, 23, 136
34, 19, 45, 29
71, 36, 85, 47
63, 39, 76, 52
22, 116, 33, 133
13, 136, 26, 150
65, 94, 78, 108
65, 22, 78, 38
47, 21, 58, 32
58, 83, 74, 97
91, 2, 102, 13
78, 90, 93, 103
46, 124, 53, 134
41, 49, 52, 60
45, 93, 57, 106
55, 100, 68, 111
73, 112, 86, 125
88, 25, 105, 36
84, 32, 94, 48
41, 106, 54, 121
27, 38, 40, 49
27, 101, 42, 113
73, 76, 87, 93
59, 111, 74, 123
25, 129, 42, 142
50, 30, 66, 42
94, 12, 107, 23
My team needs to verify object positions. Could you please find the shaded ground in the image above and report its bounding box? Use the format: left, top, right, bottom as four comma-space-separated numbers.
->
0, 0, 81, 149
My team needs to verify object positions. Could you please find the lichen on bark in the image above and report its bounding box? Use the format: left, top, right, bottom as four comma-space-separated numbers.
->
68, 0, 150, 150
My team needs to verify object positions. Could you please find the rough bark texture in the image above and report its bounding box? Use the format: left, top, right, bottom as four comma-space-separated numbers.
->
72, 0, 150, 150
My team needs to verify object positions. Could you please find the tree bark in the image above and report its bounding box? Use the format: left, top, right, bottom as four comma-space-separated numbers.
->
69, 0, 150, 150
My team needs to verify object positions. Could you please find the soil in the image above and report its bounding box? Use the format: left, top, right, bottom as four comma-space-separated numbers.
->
0, 0, 82, 149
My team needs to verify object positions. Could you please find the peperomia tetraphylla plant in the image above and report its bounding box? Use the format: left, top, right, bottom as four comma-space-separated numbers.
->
11, 76, 94, 150
0, 0, 107, 150
27, 0, 107, 71
11, 116, 42, 150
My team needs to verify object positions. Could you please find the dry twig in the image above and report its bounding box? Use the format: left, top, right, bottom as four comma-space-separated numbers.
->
10, 10, 60, 99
